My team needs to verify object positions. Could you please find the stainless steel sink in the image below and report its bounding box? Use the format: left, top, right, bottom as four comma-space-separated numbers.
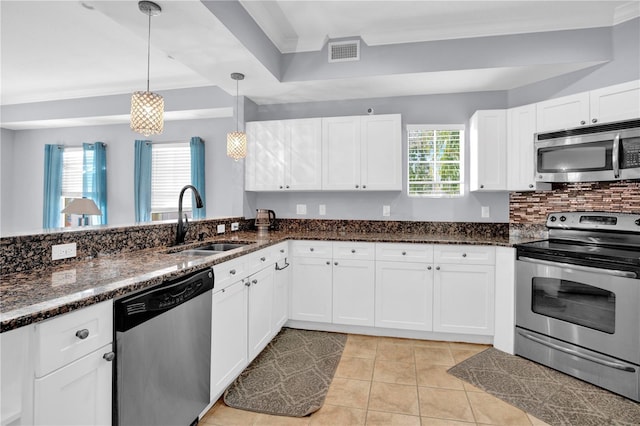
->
169, 241, 252, 256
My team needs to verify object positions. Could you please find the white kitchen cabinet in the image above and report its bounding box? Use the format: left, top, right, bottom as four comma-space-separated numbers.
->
210, 279, 248, 400
1, 326, 34, 426
375, 260, 433, 331
34, 344, 112, 426
332, 259, 375, 327
245, 118, 322, 191
536, 80, 640, 132
290, 256, 333, 323
322, 114, 402, 191
272, 244, 290, 331
470, 110, 507, 191
507, 104, 551, 192
247, 266, 275, 360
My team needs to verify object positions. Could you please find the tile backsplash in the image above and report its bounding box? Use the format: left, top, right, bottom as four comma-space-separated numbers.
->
510, 181, 640, 225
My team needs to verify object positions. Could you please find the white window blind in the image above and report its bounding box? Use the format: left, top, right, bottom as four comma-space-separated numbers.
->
407, 125, 464, 197
151, 142, 191, 212
61, 147, 85, 198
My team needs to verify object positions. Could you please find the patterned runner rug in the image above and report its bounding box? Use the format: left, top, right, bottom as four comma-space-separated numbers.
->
448, 347, 640, 426
223, 327, 347, 417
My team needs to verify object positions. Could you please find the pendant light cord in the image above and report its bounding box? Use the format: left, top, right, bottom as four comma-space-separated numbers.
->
236, 78, 239, 132
146, 12, 151, 92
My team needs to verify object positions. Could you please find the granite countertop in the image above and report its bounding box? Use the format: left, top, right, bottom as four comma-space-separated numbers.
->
0, 230, 538, 332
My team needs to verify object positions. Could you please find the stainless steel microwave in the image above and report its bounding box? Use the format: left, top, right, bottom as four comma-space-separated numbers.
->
535, 119, 640, 183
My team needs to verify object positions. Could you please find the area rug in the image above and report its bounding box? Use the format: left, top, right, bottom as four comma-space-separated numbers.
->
223, 327, 347, 417
448, 347, 640, 426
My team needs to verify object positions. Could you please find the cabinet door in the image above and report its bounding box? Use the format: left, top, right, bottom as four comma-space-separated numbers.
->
272, 260, 290, 331
286, 118, 322, 190
332, 259, 375, 326
248, 267, 275, 360
507, 104, 550, 191
375, 261, 433, 331
290, 257, 333, 323
322, 116, 361, 190
211, 280, 248, 399
433, 264, 495, 335
34, 344, 112, 426
246, 120, 285, 191
361, 114, 402, 190
536, 92, 590, 132
470, 110, 507, 191
589, 80, 640, 125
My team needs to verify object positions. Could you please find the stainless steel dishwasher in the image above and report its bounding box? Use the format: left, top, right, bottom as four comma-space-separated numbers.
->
114, 268, 214, 426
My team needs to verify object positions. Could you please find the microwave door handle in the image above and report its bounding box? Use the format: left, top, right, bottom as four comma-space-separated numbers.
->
613, 133, 620, 178
518, 256, 638, 278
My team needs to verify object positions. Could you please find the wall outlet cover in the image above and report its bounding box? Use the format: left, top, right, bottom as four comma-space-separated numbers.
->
481, 206, 490, 218
319, 204, 326, 215
383, 205, 391, 217
231, 222, 239, 231
52, 243, 77, 260
217, 224, 226, 234
296, 204, 307, 215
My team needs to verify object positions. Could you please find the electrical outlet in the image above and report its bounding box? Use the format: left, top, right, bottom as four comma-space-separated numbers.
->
231, 222, 239, 231
481, 206, 490, 218
52, 243, 77, 260
296, 204, 307, 215
217, 224, 225, 234
319, 204, 326, 215
383, 205, 391, 217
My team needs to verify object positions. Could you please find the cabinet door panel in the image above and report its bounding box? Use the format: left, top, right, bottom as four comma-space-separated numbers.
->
433, 264, 495, 335
248, 121, 285, 191
287, 118, 322, 190
375, 261, 433, 331
536, 92, 590, 132
332, 259, 375, 326
507, 104, 549, 191
211, 281, 248, 399
322, 117, 361, 190
470, 110, 507, 191
290, 257, 333, 322
273, 260, 290, 331
589, 80, 640, 124
34, 344, 112, 426
361, 114, 402, 190
248, 268, 275, 360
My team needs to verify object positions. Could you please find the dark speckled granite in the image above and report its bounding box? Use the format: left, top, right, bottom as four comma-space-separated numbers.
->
1, 219, 524, 332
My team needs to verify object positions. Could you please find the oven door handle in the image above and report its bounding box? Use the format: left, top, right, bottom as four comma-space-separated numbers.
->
519, 256, 638, 279
518, 330, 637, 373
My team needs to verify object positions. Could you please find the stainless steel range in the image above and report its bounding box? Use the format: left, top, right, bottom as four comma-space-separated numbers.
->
515, 212, 640, 401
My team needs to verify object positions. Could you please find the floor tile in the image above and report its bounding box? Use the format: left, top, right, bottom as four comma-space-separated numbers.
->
343, 339, 377, 359
254, 412, 310, 426
309, 404, 366, 426
418, 387, 475, 423
414, 347, 455, 366
376, 342, 415, 363
378, 336, 418, 346
448, 342, 489, 352
366, 410, 421, 426
451, 349, 483, 364
203, 402, 259, 425
368, 381, 420, 416
467, 391, 531, 425
415, 363, 465, 390
420, 417, 477, 425
324, 377, 371, 409
336, 356, 375, 381
373, 359, 417, 385
412, 339, 451, 349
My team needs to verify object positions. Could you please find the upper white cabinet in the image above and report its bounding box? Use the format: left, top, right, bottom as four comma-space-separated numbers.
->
323, 114, 402, 191
245, 118, 322, 191
470, 110, 507, 191
536, 80, 640, 132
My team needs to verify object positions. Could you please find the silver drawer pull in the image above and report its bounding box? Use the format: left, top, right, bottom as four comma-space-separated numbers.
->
351, 249, 356, 253
436, 266, 440, 270
260, 257, 266, 261
75, 329, 89, 340
310, 248, 314, 252
252, 279, 258, 285
427, 266, 432, 270
103, 352, 115, 362
280, 249, 285, 253
230, 269, 236, 275
462, 253, 467, 257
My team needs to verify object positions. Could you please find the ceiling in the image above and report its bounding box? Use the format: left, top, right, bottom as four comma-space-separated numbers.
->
1, 0, 639, 110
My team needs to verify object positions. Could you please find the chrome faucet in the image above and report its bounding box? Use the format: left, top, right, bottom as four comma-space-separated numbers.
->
176, 185, 204, 245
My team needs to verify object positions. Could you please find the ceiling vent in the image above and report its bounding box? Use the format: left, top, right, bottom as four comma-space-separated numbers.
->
328, 40, 360, 63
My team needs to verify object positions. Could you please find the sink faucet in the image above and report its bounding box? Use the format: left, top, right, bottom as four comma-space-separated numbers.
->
176, 185, 204, 245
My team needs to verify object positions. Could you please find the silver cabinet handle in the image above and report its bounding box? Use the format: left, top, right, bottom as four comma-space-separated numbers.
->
462, 253, 467, 258
103, 352, 115, 362
363, 185, 367, 189
244, 280, 251, 286
75, 329, 89, 340
279, 185, 283, 189
592, 118, 598, 123
480, 184, 484, 189
221, 288, 225, 293
529, 184, 534, 188
402, 251, 406, 255
326, 261, 330, 265
334, 262, 338, 266
518, 256, 637, 278
252, 279, 258, 285
436, 266, 440, 270
230, 269, 236, 275
286, 185, 290, 189
280, 249, 285, 253
580, 120, 586, 125
355, 184, 359, 188
351, 249, 356, 253
427, 266, 432, 270
310, 248, 314, 252
260, 257, 266, 261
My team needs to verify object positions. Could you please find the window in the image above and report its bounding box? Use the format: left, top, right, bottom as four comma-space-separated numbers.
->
60, 147, 84, 226
150, 142, 191, 221
407, 125, 464, 197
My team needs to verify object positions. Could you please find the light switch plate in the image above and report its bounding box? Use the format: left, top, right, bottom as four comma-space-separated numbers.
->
52, 243, 77, 260
383, 205, 391, 217
481, 206, 490, 218
217, 224, 225, 234
296, 204, 307, 215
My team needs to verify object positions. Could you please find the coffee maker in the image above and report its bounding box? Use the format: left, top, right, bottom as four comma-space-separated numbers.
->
255, 209, 276, 235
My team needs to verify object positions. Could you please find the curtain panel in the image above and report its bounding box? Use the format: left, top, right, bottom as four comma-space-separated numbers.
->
190, 136, 206, 219
82, 142, 108, 225
134, 140, 152, 222
43, 144, 64, 228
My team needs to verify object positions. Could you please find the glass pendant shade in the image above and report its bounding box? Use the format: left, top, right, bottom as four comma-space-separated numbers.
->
227, 131, 247, 161
130, 90, 164, 136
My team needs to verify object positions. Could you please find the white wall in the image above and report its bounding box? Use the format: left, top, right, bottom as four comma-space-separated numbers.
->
0, 129, 15, 234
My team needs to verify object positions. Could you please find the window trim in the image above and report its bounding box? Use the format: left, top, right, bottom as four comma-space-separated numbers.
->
407, 124, 465, 198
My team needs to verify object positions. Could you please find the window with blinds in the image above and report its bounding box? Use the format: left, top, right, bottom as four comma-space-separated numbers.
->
151, 142, 192, 214
61, 147, 85, 199
407, 125, 464, 197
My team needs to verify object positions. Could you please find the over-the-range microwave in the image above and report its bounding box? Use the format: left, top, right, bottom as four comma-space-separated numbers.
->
534, 119, 640, 183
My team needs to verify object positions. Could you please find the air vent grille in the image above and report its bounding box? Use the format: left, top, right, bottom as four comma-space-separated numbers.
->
328, 40, 360, 63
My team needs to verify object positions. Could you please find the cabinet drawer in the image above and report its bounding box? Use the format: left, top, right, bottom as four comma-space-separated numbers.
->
214, 259, 246, 291
246, 248, 275, 273
272, 242, 288, 260
333, 242, 375, 260
35, 300, 113, 377
375, 243, 433, 262
433, 245, 495, 265
291, 241, 333, 258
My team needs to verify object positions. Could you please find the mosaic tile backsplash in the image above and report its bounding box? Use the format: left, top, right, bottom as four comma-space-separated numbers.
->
510, 181, 640, 225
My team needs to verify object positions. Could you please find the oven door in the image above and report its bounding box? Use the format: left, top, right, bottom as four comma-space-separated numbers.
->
516, 257, 640, 364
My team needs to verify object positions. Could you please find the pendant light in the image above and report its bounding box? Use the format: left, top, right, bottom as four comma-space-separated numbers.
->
130, 1, 164, 136
227, 72, 247, 161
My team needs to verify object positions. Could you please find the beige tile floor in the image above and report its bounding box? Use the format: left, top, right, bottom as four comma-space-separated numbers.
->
201, 334, 551, 426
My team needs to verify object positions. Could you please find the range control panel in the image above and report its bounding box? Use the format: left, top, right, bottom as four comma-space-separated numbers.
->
547, 212, 640, 232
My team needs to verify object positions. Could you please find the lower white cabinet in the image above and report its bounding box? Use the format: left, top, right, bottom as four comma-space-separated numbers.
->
290, 256, 333, 323
375, 261, 433, 331
210, 279, 248, 400
247, 267, 275, 360
34, 344, 112, 426
332, 259, 375, 326
272, 250, 290, 330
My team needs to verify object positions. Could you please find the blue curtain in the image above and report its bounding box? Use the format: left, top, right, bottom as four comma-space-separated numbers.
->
83, 142, 108, 225
43, 144, 64, 228
190, 136, 206, 219
134, 140, 152, 222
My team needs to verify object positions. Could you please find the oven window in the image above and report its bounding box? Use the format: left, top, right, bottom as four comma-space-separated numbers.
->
532, 277, 615, 334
